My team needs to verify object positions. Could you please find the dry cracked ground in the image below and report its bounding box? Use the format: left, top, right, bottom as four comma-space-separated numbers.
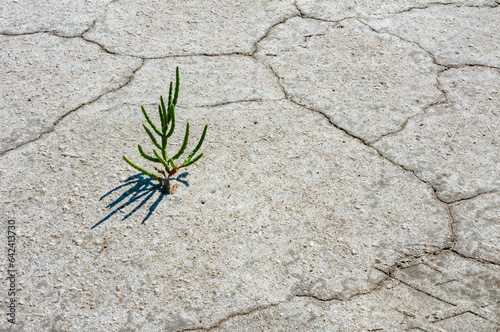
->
0, 1, 499, 331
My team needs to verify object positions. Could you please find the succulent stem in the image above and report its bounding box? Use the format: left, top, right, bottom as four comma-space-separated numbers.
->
123, 67, 207, 193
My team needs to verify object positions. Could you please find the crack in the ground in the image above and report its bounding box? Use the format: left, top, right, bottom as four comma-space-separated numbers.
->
376, 265, 456, 308
243, 17, 500, 328
79, 34, 140, 57
127, 98, 287, 110
293, 0, 305, 17
357, 17, 499, 69
0, 0, 116, 38
249, 10, 301, 57
274, 84, 454, 205
293, 0, 360, 23
0, 58, 145, 158
256, 53, 457, 207
181, 244, 499, 331
1, 30, 255, 60
392, 2, 500, 15
293, 1, 499, 25
369, 65, 450, 145
141, 51, 252, 59
444, 63, 500, 71
293, 274, 390, 303
2, 5, 497, 329
0, 31, 52, 37
446, 190, 500, 205
179, 272, 391, 331
449, 249, 500, 267
178, 245, 430, 331
193, 98, 283, 109
166, 13, 497, 329
377, 265, 499, 324
376, 248, 500, 325
179, 301, 286, 332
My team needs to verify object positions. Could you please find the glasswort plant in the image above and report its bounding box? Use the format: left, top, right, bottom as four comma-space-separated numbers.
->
123, 67, 207, 194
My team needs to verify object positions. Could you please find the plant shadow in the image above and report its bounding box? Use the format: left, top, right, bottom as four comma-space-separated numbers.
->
92, 172, 189, 229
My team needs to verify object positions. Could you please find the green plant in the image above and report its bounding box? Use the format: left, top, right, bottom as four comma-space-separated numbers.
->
123, 67, 207, 193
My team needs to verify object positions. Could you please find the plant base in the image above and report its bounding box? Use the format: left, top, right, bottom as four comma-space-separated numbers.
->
160, 178, 178, 194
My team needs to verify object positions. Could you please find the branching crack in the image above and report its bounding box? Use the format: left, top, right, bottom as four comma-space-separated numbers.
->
180, 268, 390, 331
0, 58, 145, 157
375, 267, 458, 307
357, 18, 500, 70
292, 1, 499, 24
370, 66, 450, 145
192, 248, 498, 330
2, 5, 497, 329
250, 13, 301, 57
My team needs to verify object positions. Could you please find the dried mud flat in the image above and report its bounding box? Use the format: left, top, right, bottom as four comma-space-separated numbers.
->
0, 1, 499, 331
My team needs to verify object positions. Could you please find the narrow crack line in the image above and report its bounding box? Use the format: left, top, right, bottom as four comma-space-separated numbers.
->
430, 309, 472, 323
293, 1, 360, 23
432, 308, 498, 325
447, 190, 499, 205
383, 251, 442, 276
0, 30, 52, 37
250, 13, 301, 57
79, 34, 141, 58
265, 59, 455, 208
143, 51, 252, 59
3, 30, 253, 60
74, 2, 110, 39
285, 91, 452, 207
123, 98, 286, 111
370, 66, 450, 145
443, 63, 500, 71
356, 18, 442, 68
294, 272, 390, 303
375, 248, 500, 321
181, 270, 394, 331
179, 301, 286, 332
375, 267, 458, 307
79, 18, 100, 37
371, 149, 451, 205
395, 308, 417, 319
293, 0, 305, 16
0, 0, 111, 39
0, 26, 97, 38
390, 2, 500, 15
444, 205, 457, 248
0, 58, 145, 158
463, 310, 500, 325
76, 0, 142, 58
368, 95, 447, 145
251, 3, 357, 59
81, 0, 120, 37
448, 249, 500, 267
193, 98, 283, 108
358, 18, 500, 70
369, 117, 411, 145
256, 63, 289, 101
292, 2, 498, 24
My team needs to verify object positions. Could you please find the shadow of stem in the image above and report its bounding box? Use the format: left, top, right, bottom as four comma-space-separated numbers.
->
92, 172, 189, 229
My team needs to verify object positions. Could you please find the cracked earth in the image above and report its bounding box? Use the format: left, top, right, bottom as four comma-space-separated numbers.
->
0, 0, 498, 331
